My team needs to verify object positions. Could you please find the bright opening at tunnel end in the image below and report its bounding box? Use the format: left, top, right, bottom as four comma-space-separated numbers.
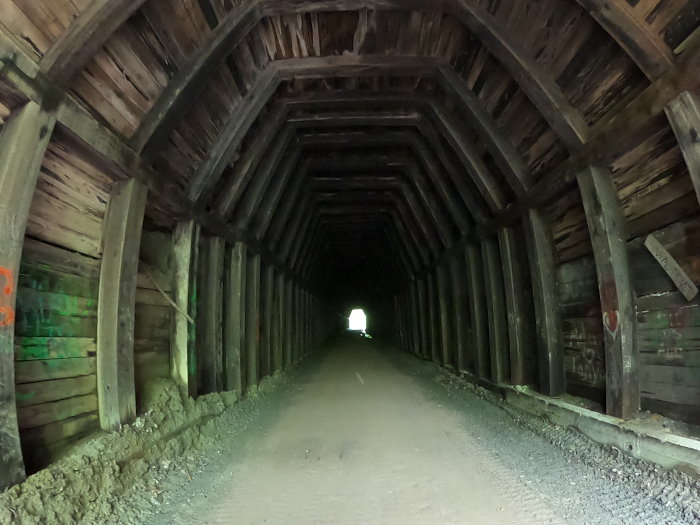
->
348, 309, 367, 331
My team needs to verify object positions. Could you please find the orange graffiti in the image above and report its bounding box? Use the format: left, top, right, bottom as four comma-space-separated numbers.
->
0, 267, 15, 327
0, 267, 11, 296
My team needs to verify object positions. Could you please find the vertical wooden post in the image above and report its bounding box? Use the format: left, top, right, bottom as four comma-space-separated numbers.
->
272, 272, 285, 373
417, 277, 430, 360
409, 281, 422, 357
171, 221, 200, 400
436, 262, 454, 368
466, 244, 490, 380
284, 278, 293, 368
98, 178, 148, 431
224, 242, 246, 395
482, 237, 510, 384
0, 101, 55, 491
449, 250, 470, 373
245, 252, 261, 392
427, 272, 442, 363
260, 264, 274, 378
499, 226, 529, 385
524, 209, 565, 397
578, 166, 638, 419
293, 284, 301, 362
198, 237, 224, 394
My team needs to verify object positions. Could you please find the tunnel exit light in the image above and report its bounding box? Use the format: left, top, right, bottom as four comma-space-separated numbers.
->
348, 309, 367, 331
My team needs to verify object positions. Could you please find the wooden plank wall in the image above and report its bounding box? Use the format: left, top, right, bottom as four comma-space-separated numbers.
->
134, 231, 173, 409
13, 134, 112, 471
632, 217, 700, 425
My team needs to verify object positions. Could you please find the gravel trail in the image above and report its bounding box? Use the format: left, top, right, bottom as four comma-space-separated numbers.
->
134, 336, 697, 525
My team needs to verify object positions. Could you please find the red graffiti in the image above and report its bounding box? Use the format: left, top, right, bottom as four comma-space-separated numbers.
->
0, 267, 15, 327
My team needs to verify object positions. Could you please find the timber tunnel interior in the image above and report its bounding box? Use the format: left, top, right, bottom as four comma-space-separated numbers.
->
3, 0, 700, 523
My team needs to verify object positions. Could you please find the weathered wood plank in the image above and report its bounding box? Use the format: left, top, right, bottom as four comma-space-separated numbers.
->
15, 357, 96, 384
17, 394, 97, 430
436, 66, 532, 195
224, 242, 246, 395
171, 221, 199, 400
482, 236, 510, 385
215, 105, 289, 218
284, 278, 293, 368
271, 55, 447, 80
644, 234, 698, 301
0, 101, 55, 490
39, 0, 149, 87
498, 226, 529, 385
436, 262, 454, 367
272, 272, 285, 373
260, 264, 274, 378
466, 243, 489, 379
198, 236, 225, 394
260, 0, 447, 15
578, 166, 638, 419
448, 251, 469, 373
452, 0, 588, 151
130, 2, 263, 158
97, 178, 148, 431
19, 412, 98, 449
427, 272, 442, 363
665, 91, 700, 208
572, 0, 673, 81
14, 337, 95, 361
245, 253, 261, 392
188, 68, 280, 203
16, 375, 96, 408
524, 209, 565, 397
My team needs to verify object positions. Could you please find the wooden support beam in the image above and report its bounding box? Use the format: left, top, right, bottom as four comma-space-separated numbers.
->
224, 242, 246, 395
231, 129, 296, 228
272, 55, 447, 80
0, 101, 55, 491
39, 0, 149, 87
272, 272, 285, 373
449, 249, 470, 373
524, 209, 565, 397
665, 91, 700, 206
288, 112, 422, 128
429, 102, 506, 211
427, 272, 442, 363
498, 227, 529, 385
466, 244, 489, 380
572, 0, 673, 81
284, 278, 294, 368
409, 280, 422, 357
215, 105, 290, 218
451, 0, 589, 151
171, 221, 200, 400
578, 166, 638, 419
260, 264, 275, 378
98, 178, 148, 431
436, 262, 454, 367
260, 0, 447, 15
245, 253, 261, 392
197, 236, 225, 394
188, 68, 280, 202
482, 236, 510, 385
415, 277, 430, 360
251, 150, 303, 240
130, 2, 263, 158
436, 66, 532, 195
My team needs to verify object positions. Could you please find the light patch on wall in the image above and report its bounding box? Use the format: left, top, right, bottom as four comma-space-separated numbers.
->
348, 309, 366, 331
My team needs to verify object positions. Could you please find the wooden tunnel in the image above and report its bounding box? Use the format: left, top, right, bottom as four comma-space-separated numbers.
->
2, 0, 700, 492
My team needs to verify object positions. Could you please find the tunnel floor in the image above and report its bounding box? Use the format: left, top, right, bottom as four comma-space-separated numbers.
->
130, 337, 694, 525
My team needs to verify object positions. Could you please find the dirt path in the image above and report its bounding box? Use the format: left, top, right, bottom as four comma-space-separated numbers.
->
138, 337, 693, 525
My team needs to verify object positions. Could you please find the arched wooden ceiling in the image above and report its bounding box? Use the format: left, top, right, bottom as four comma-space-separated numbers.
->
2, 0, 699, 303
